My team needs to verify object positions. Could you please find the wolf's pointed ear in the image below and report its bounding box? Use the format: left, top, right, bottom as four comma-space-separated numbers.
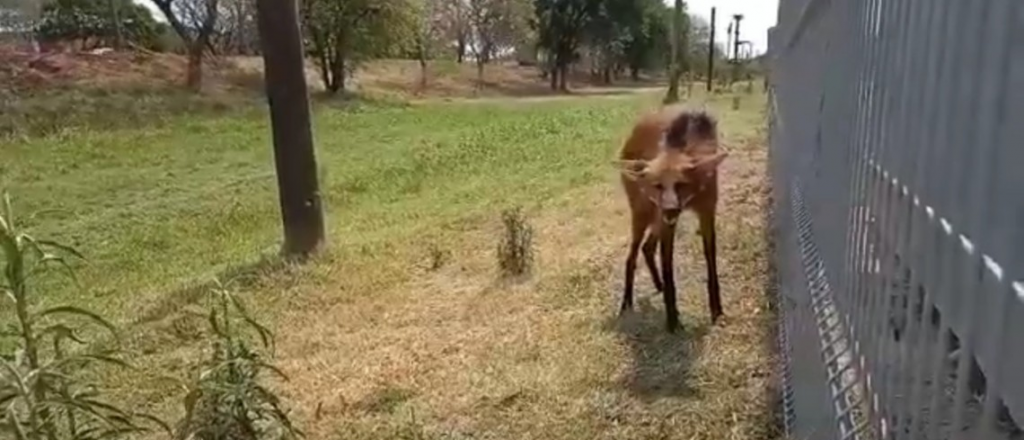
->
690, 151, 728, 179
617, 159, 649, 181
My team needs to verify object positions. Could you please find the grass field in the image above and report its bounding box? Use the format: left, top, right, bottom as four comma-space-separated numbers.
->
1, 88, 778, 439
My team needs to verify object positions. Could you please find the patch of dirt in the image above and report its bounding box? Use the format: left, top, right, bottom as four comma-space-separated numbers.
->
206, 56, 665, 100
1, 46, 664, 101
0, 46, 252, 94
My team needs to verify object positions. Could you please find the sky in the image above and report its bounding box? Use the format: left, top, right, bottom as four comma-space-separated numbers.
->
682, 0, 779, 56
131, 0, 779, 55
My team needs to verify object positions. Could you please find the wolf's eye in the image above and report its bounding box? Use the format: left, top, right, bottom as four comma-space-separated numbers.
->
653, 183, 665, 191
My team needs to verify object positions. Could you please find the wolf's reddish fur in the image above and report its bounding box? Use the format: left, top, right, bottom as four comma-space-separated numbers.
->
617, 104, 727, 332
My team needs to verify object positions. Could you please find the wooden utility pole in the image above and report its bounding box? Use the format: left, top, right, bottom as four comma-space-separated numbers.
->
726, 22, 733, 60
255, 0, 326, 257
706, 7, 715, 92
730, 14, 744, 87
732, 14, 743, 62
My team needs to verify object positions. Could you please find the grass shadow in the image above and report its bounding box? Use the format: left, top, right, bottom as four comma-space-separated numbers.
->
132, 252, 293, 327
603, 295, 710, 402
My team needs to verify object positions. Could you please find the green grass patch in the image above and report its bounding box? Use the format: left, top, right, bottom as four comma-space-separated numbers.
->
0, 92, 661, 323
0, 85, 268, 139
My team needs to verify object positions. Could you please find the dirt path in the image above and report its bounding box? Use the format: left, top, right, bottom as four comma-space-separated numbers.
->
271, 119, 778, 439
407, 86, 665, 106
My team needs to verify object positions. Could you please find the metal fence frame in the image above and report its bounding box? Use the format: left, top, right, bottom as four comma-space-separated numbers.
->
767, 0, 1024, 439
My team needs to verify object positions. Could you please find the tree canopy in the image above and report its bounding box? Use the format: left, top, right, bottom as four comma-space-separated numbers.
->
301, 0, 418, 93
35, 0, 165, 49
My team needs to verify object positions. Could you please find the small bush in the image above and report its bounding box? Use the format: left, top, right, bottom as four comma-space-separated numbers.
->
0, 192, 166, 440
495, 206, 534, 278
174, 282, 302, 440
425, 243, 450, 272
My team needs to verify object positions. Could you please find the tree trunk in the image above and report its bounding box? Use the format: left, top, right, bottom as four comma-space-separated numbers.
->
602, 67, 611, 84
255, 0, 326, 257
109, 0, 124, 50
476, 61, 485, 91
663, 0, 684, 103
456, 36, 466, 63
558, 63, 568, 92
630, 66, 639, 81
549, 64, 558, 90
325, 50, 346, 95
419, 56, 428, 93
186, 43, 203, 92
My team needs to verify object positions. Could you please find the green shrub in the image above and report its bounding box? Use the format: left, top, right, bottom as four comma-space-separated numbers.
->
174, 283, 302, 440
495, 206, 534, 278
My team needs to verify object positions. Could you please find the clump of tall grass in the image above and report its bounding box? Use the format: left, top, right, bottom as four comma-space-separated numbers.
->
0, 192, 167, 439
174, 282, 302, 440
496, 206, 534, 279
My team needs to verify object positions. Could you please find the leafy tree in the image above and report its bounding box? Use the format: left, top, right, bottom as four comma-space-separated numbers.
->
151, 0, 221, 91
468, 0, 528, 86
0, 0, 44, 39
532, 0, 601, 91
410, 0, 446, 92
438, 0, 472, 62
584, 0, 670, 83
35, 0, 163, 50
212, 0, 260, 55
301, 0, 416, 94
622, 0, 671, 80
583, 0, 630, 83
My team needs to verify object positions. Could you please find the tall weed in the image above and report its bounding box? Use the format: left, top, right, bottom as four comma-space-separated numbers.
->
495, 206, 534, 279
0, 192, 166, 439
175, 283, 302, 440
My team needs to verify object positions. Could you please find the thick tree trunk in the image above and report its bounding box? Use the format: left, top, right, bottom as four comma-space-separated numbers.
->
476, 61, 485, 90
456, 36, 466, 63
419, 56, 428, 92
663, 0, 685, 103
186, 43, 203, 91
109, 0, 124, 50
630, 66, 639, 81
549, 64, 558, 90
325, 52, 346, 94
558, 63, 568, 92
255, 0, 326, 257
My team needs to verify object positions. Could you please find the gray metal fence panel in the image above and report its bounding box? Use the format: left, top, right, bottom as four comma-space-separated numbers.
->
767, 0, 1024, 439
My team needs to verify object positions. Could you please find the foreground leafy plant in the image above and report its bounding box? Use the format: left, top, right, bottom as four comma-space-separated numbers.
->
175, 282, 302, 440
0, 192, 166, 439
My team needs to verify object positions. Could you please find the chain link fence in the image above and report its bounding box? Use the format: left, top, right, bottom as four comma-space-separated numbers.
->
767, 0, 1024, 439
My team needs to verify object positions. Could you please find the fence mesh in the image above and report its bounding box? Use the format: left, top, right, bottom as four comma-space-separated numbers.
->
767, 0, 1024, 439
